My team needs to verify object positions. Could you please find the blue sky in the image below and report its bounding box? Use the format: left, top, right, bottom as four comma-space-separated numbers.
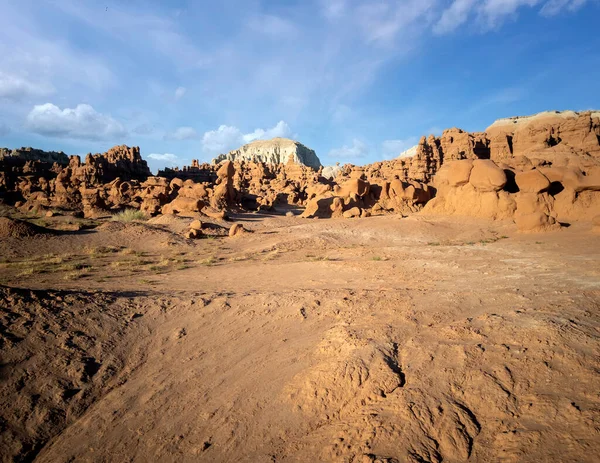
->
0, 0, 599, 172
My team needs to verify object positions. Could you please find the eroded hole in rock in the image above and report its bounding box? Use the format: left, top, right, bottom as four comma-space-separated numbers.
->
548, 181, 564, 196
503, 170, 519, 193
547, 135, 562, 147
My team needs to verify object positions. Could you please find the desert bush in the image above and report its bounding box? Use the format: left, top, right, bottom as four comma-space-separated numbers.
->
112, 209, 147, 222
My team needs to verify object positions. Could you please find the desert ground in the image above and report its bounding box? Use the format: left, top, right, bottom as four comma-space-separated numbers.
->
1, 210, 599, 462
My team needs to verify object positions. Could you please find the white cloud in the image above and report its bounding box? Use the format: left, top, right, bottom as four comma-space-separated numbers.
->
202, 125, 244, 154
166, 126, 198, 140
358, 0, 438, 44
174, 86, 187, 100
541, 0, 589, 15
202, 121, 292, 155
242, 121, 292, 143
434, 0, 479, 34
434, 0, 589, 33
382, 137, 419, 158
479, 0, 541, 26
26, 103, 126, 140
329, 139, 369, 159
147, 153, 181, 167
0, 72, 55, 101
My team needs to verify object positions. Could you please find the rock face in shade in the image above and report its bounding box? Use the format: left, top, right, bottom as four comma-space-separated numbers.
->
0, 147, 70, 165
214, 138, 322, 170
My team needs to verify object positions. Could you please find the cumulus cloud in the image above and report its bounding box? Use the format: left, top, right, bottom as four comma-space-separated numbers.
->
202, 125, 245, 154
166, 126, 199, 140
329, 139, 369, 159
0, 72, 54, 101
26, 103, 126, 140
382, 137, 419, 158
242, 121, 292, 143
174, 86, 187, 100
147, 153, 181, 167
202, 121, 292, 155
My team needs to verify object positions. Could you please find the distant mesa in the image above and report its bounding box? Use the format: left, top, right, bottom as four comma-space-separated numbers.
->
213, 137, 322, 170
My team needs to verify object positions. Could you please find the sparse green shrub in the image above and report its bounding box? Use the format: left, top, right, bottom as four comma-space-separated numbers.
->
112, 209, 147, 222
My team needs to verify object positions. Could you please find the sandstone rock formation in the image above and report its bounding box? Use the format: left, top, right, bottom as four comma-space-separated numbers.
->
1, 110, 598, 230
0, 145, 150, 217
486, 110, 600, 165
0, 147, 69, 165
214, 138, 322, 169
423, 156, 600, 231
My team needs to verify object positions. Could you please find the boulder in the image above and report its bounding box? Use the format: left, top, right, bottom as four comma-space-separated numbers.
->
514, 211, 558, 232
334, 178, 370, 200
469, 160, 507, 192
447, 160, 474, 187
203, 208, 227, 220
189, 219, 203, 230
229, 223, 246, 237
162, 197, 205, 215
343, 207, 361, 218
515, 169, 550, 194
185, 228, 202, 239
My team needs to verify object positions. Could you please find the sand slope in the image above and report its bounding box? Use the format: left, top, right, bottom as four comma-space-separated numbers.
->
1, 214, 599, 462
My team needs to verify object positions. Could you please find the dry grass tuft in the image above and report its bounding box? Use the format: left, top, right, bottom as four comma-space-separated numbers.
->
112, 209, 147, 222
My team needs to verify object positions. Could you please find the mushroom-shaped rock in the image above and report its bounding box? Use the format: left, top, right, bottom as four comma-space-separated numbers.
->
515, 169, 550, 194
469, 160, 507, 192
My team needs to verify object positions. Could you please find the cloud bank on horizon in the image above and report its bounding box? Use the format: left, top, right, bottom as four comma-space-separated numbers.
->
0, 0, 598, 172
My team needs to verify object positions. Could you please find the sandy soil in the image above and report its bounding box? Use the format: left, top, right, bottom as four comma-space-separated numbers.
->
1, 212, 599, 462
